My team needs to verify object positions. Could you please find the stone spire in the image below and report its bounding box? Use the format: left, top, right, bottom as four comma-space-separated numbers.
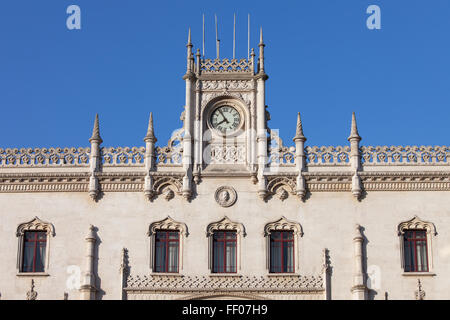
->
186, 28, 194, 73
293, 112, 306, 142
89, 114, 103, 144
258, 27, 265, 74
348, 112, 361, 142
143, 112, 157, 143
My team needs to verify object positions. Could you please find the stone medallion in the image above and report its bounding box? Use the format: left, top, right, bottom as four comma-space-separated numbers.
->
214, 186, 237, 207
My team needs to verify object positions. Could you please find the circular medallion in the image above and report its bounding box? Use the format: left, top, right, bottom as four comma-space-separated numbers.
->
214, 186, 237, 207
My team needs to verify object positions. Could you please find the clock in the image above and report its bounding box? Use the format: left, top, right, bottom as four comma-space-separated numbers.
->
210, 105, 241, 134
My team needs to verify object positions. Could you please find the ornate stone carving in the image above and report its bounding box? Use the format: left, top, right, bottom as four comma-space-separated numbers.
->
101, 147, 145, 167
201, 80, 253, 91
148, 216, 188, 237
266, 176, 297, 200
306, 146, 350, 166
361, 145, 450, 165
268, 130, 295, 167
209, 144, 246, 164
264, 217, 303, 237
200, 58, 253, 74
201, 92, 251, 109
155, 128, 183, 166
398, 216, 437, 236
206, 216, 245, 236
16, 216, 55, 237
26, 279, 37, 301
214, 186, 237, 207
415, 279, 425, 300
0, 147, 90, 168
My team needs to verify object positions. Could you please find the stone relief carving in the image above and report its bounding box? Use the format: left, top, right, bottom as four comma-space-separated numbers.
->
101, 147, 145, 167
415, 279, 425, 300
201, 80, 253, 91
200, 58, 253, 74
306, 146, 350, 166
16, 216, 55, 237
361, 146, 450, 165
206, 216, 245, 236
397, 216, 437, 236
26, 279, 37, 301
266, 176, 297, 200
264, 216, 303, 237
214, 187, 238, 208
148, 216, 188, 237
209, 144, 246, 164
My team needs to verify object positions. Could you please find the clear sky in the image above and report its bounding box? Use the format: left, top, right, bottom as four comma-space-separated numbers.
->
1, 0, 449, 149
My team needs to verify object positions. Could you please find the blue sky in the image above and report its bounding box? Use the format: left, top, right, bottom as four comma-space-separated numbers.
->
1, 0, 450, 148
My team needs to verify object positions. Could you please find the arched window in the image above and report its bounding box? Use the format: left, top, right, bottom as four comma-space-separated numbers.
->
264, 217, 303, 274
398, 216, 437, 274
16, 217, 55, 274
206, 217, 246, 274
148, 216, 188, 273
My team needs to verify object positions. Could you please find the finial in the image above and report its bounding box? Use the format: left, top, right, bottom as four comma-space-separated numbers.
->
86, 224, 96, 241
293, 112, 306, 142
144, 112, 157, 143
89, 114, 103, 144
348, 112, 361, 142
259, 27, 264, 46
251, 47, 255, 57
354, 224, 363, 240
187, 27, 192, 46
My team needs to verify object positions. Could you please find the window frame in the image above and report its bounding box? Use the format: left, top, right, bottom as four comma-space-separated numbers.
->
154, 230, 180, 273
212, 230, 238, 273
16, 217, 55, 275
264, 216, 303, 274
398, 216, 437, 274
206, 216, 246, 274
148, 216, 188, 274
269, 230, 295, 273
403, 229, 429, 272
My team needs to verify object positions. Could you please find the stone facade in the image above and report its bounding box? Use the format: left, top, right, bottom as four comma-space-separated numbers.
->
0, 29, 449, 300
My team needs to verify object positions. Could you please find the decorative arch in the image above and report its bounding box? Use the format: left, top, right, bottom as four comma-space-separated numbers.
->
148, 216, 188, 237
264, 216, 303, 237
206, 216, 246, 273
152, 176, 183, 201
206, 216, 246, 237
148, 216, 188, 273
266, 177, 297, 201
397, 216, 437, 273
16, 217, 55, 274
16, 216, 55, 237
397, 216, 437, 236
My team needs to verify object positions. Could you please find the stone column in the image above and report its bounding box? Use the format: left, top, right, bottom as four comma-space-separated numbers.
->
80, 225, 97, 300
351, 224, 367, 300
143, 113, 157, 200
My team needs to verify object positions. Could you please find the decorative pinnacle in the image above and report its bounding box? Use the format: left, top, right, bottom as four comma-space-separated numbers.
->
89, 114, 103, 144
259, 27, 265, 46
348, 112, 361, 142
144, 112, 157, 143
187, 27, 192, 47
293, 112, 306, 142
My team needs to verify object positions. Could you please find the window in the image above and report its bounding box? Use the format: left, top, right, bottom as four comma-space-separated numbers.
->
154, 230, 180, 273
264, 217, 303, 274
398, 216, 437, 274
22, 231, 47, 273
206, 217, 246, 273
269, 231, 294, 273
212, 231, 237, 273
16, 217, 55, 274
148, 216, 188, 273
403, 230, 428, 272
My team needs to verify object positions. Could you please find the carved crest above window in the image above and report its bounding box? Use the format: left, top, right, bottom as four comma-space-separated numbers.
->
148, 216, 188, 237
264, 217, 303, 237
397, 216, 437, 236
16, 216, 55, 237
206, 216, 246, 237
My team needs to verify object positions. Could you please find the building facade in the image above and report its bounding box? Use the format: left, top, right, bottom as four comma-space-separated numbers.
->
0, 29, 449, 300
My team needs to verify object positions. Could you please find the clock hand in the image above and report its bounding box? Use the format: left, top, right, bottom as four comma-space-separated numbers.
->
217, 118, 228, 125
218, 109, 230, 123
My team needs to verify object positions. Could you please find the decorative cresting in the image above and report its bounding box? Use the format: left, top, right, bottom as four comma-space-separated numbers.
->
155, 128, 183, 166
361, 145, 450, 165
268, 130, 295, 167
305, 146, 350, 166
263, 216, 303, 237
200, 58, 254, 74
397, 216, 437, 236
101, 147, 145, 166
0, 147, 90, 168
206, 216, 246, 237
16, 216, 55, 237
148, 216, 188, 237
214, 186, 237, 207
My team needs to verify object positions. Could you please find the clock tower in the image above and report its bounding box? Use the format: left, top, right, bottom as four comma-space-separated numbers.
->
181, 27, 269, 198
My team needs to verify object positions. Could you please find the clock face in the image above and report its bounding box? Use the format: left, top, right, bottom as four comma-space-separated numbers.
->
210, 105, 241, 134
